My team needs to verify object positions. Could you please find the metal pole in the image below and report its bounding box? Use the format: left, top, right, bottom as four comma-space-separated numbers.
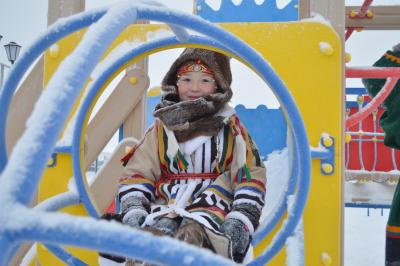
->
0, 63, 10, 88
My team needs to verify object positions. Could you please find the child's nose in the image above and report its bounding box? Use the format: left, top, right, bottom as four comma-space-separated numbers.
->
190, 80, 201, 91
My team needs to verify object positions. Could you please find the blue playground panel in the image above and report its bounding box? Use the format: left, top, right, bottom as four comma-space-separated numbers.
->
346, 87, 368, 108
146, 96, 288, 159
196, 0, 299, 23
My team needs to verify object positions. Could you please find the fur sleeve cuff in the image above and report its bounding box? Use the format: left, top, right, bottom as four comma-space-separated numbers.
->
122, 208, 148, 224
225, 211, 255, 234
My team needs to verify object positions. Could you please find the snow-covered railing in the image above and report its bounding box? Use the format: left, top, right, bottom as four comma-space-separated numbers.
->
345, 82, 399, 210
345, 91, 400, 185
0, 2, 312, 265
345, 67, 400, 128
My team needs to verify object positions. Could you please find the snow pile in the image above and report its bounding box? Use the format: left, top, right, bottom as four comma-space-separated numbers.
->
301, 12, 334, 29
285, 195, 304, 266
261, 147, 290, 221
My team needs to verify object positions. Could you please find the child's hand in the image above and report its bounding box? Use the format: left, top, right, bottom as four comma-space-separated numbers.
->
151, 217, 179, 236
220, 218, 250, 263
122, 209, 147, 228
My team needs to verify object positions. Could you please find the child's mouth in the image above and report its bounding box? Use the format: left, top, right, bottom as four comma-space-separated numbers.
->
188, 96, 200, 100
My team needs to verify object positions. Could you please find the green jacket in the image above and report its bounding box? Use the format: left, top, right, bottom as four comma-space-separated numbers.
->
362, 50, 400, 150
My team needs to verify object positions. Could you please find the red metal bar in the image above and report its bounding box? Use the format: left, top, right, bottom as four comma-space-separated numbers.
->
346, 77, 398, 128
345, 28, 355, 41
359, 0, 374, 15
345, 0, 374, 41
346, 67, 400, 79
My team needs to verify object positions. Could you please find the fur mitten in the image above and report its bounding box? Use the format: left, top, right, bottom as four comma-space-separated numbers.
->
220, 218, 250, 263
121, 196, 149, 228
150, 217, 180, 236
122, 209, 147, 228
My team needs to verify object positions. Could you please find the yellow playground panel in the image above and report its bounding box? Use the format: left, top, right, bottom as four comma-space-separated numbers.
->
38, 21, 342, 265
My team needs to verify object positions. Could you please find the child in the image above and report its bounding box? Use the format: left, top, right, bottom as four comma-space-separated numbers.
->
362, 42, 400, 266
105, 48, 266, 264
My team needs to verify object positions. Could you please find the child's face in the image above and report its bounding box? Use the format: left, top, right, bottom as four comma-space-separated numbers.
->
177, 71, 216, 101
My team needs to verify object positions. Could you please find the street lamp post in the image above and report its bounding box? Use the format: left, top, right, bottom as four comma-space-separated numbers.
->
0, 36, 22, 87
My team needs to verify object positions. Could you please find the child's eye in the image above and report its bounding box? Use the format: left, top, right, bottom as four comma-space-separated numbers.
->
201, 78, 214, 83
180, 78, 191, 82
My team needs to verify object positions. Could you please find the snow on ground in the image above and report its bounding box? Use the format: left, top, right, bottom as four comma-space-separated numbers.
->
345, 207, 388, 266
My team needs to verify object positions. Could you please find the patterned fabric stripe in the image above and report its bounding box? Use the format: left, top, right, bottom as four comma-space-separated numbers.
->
194, 213, 220, 231
161, 173, 218, 181
155, 183, 169, 201
387, 225, 400, 233
234, 193, 264, 206
235, 188, 265, 199
236, 185, 265, 196
118, 187, 153, 203
168, 198, 176, 205
233, 198, 263, 210
387, 225, 400, 235
157, 121, 169, 172
177, 150, 189, 170
248, 135, 262, 167
211, 136, 217, 165
218, 124, 229, 170
188, 207, 226, 225
236, 179, 266, 193
387, 231, 400, 238
207, 185, 233, 201
119, 182, 154, 197
119, 175, 155, 187
223, 126, 234, 170
385, 52, 400, 63
190, 180, 212, 202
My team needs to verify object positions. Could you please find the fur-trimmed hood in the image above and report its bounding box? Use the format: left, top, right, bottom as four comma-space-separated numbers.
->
160, 48, 233, 101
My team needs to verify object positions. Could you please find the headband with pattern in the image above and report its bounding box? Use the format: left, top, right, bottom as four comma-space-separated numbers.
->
177, 59, 214, 77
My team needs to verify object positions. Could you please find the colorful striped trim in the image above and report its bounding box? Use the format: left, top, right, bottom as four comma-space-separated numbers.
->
387, 225, 400, 238
119, 174, 155, 186
236, 186, 265, 195
235, 165, 253, 183
387, 231, 400, 239
175, 150, 188, 172
235, 179, 266, 193
188, 207, 226, 224
220, 123, 234, 171
157, 121, 170, 172
155, 183, 169, 201
385, 52, 400, 63
119, 182, 155, 194
387, 225, 400, 233
161, 173, 218, 181
207, 185, 233, 201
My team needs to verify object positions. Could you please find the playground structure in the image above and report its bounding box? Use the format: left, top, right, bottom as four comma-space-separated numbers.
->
0, 0, 399, 265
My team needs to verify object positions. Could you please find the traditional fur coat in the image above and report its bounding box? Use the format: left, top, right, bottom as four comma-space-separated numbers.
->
118, 105, 266, 236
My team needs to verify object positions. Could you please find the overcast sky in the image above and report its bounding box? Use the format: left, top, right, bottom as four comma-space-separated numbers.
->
0, 0, 399, 105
